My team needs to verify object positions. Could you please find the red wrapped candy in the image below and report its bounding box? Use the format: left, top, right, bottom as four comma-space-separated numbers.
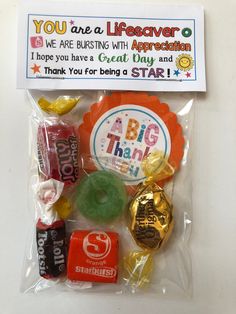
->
67, 230, 119, 283
37, 119, 79, 186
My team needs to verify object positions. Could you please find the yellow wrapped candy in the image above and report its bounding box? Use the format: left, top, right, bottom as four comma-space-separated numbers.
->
53, 196, 72, 219
141, 150, 175, 183
38, 96, 79, 115
123, 251, 153, 288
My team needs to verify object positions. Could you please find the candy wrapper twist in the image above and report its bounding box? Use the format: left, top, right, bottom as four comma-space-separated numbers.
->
123, 151, 176, 289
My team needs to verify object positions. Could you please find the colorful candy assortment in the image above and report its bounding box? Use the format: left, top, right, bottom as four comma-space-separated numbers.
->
35, 92, 184, 289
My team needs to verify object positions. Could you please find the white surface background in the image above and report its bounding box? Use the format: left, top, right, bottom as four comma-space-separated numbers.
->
0, 0, 235, 313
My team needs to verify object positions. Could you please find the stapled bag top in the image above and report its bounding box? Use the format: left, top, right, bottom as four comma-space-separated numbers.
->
17, 1, 206, 91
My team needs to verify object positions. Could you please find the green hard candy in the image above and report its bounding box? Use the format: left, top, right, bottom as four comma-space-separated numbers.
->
76, 171, 127, 223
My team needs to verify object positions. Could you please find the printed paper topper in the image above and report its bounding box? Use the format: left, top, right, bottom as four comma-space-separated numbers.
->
79, 92, 184, 185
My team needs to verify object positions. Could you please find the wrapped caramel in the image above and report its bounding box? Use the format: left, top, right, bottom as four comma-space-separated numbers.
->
129, 151, 175, 251
130, 182, 174, 250
123, 151, 177, 289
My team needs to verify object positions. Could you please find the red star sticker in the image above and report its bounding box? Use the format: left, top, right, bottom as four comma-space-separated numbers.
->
31, 64, 41, 74
185, 72, 191, 78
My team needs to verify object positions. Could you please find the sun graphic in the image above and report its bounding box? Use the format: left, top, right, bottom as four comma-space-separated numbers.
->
176, 54, 194, 72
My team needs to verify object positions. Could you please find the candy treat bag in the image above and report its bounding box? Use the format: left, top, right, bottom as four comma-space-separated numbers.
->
17, 0, 206, 295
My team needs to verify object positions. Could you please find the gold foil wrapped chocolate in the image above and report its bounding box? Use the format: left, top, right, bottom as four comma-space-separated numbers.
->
129, 151, 175, 251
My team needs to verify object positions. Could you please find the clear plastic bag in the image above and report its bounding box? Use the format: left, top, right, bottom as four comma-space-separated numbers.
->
21, 90, 194, 296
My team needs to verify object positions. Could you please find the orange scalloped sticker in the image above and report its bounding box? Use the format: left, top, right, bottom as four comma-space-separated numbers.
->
79, 92, 184, 187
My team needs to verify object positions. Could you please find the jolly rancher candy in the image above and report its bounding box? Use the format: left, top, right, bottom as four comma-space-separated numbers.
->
37, 119, 79, 186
